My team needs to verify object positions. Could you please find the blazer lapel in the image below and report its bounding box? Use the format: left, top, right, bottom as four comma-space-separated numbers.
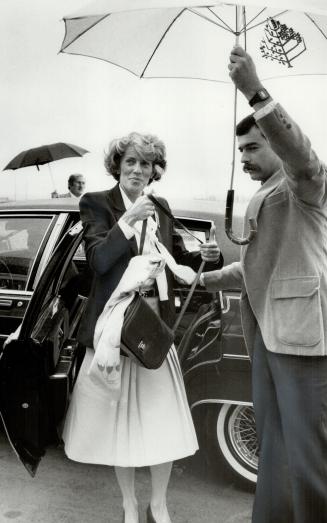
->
245, 170, 283, 224
107, 183, 138, 255
242, 170, 283, 258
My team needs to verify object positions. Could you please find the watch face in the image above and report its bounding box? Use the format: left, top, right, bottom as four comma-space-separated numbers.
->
249, 88, 270, 106
258, 89, 269, 100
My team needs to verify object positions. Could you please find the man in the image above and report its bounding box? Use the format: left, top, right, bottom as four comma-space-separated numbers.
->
200, 46, 327, 522
54, 173, 86, 199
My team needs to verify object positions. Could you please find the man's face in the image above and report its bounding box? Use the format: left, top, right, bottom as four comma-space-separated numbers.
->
238, 126, 282, 183
69, 176, 86, 197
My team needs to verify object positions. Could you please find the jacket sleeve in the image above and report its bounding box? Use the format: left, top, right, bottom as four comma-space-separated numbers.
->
202, 261, 243, 292
257, 103, 327, 207
79, 192, 132, 276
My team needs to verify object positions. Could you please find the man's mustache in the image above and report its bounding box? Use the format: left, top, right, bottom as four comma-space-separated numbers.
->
243, 163, 258, 172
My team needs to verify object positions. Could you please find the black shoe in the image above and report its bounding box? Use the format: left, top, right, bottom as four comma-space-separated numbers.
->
146, 505, 157, 523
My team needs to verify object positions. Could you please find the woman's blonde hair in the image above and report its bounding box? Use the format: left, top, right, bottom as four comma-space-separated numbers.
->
104, 132, 167, 183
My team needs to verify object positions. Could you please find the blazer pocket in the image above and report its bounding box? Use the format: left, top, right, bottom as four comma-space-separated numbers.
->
272, 276, 322, 347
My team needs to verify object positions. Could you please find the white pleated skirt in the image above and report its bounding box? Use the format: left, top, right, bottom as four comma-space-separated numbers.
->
62, 344, 198, 467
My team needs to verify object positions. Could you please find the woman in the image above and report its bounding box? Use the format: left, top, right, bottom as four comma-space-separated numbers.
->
62, 132, 222, 523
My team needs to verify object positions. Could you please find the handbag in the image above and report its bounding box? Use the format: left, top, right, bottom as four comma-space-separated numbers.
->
121, 292, 174, 369
120, 210, 204, 369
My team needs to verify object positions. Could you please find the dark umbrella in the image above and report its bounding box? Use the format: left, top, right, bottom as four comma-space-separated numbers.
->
3, 142, 89, 171
3, 142, 89, 196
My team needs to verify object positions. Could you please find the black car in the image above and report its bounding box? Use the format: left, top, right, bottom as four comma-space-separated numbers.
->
0, 198, 257, 484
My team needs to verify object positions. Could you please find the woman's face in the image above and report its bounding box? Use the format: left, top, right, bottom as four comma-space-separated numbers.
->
119, 145, 153, 201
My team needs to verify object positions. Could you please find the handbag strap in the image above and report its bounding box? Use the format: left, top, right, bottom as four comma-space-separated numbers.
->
148, 194, 204, 245
139, 219, 147, 255
172, 260, 205, 333
146, 194, 208, 334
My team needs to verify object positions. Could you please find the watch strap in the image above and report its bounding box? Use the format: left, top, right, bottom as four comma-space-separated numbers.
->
249, 88, 270, 107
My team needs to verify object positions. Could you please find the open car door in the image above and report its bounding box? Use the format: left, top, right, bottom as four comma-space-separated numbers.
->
0, 214, 224, 477
0, 221, 85, 476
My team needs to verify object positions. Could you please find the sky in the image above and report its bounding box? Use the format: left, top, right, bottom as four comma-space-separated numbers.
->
1, 0, 327, 212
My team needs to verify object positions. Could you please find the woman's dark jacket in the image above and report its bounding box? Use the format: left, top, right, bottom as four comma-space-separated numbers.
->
77, 184, 223, 348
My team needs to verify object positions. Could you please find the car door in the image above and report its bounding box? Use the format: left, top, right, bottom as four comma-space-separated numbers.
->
0, 219, 84, 476
0, 212, 70, 351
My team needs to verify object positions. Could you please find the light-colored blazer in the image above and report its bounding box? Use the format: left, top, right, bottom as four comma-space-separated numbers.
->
204, 103, 327, 358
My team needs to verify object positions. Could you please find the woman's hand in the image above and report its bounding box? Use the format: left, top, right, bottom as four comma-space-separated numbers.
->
147, 256, 166, 279
122, 195, 155, 226
200, 226, 221, 263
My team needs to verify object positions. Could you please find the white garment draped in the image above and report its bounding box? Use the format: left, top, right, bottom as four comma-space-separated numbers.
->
88, 219, 196, 400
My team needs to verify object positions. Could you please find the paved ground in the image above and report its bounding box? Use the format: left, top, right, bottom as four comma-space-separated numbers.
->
0, 433, 253, 523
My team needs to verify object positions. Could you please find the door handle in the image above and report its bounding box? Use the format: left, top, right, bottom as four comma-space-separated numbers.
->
0, 299, 13, 308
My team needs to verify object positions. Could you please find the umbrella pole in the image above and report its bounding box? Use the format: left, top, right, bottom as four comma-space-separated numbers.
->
224, 4, 257, 246
47, 164, 57, 193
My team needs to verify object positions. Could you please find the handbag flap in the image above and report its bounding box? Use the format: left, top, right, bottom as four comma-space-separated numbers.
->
121, 294, 174, 369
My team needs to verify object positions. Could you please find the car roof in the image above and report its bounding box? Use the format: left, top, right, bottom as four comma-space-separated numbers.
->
0, 198, 80, 212
0, 196, 245, 217
0, 196, 242, 264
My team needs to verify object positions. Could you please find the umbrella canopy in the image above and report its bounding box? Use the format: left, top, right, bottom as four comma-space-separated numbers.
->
3, 142, 89, 171
60, 0, 327, 83
59, 0, 327, 244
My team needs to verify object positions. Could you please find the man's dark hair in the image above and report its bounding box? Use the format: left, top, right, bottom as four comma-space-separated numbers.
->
236, 114, 258, 136
68, 174, 83, 188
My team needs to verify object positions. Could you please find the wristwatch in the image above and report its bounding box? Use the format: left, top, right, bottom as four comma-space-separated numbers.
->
249, 88, 270, 107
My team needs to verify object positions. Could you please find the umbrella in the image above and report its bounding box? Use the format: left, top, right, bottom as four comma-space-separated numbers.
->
60, 0, 327, 83
3, 142, 89, 171
60, 0, 327, 243
3, 142, 89, 197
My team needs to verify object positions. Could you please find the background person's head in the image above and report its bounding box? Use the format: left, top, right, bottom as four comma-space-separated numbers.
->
104, 132, 166, 200
68, 174, 86, 197
236, 115, 282, 183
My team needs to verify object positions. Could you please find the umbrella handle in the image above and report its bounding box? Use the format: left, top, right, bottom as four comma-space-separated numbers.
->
225, 189, 257, 245
224, 6, 257, 246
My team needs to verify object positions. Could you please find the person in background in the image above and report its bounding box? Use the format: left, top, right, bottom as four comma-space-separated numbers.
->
198, 45, 327, 523
52, 173, 86, 199
62, 131, 222, 523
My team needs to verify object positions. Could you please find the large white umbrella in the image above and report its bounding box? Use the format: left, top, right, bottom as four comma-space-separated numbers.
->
60, 0, 327, 243
61, 0, 327, 83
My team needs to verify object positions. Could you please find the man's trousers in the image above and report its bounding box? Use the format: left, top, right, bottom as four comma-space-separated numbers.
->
252, 327, 327, 523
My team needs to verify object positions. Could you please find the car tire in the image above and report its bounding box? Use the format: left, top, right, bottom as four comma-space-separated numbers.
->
206, 403, 258, 486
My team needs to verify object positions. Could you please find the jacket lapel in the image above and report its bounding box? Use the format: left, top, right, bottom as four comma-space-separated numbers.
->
107, 184, 138, 255
242, 170, 283, 258
245, 170, 283, 223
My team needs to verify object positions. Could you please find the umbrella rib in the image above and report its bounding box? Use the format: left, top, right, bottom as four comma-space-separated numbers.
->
140, 9, 187, 78
241, 10, 289, 33
187, 7, 234, 34
240, 7, 267, 31
60, 48, 146, 77
207, 7, 235, 33
305, 13, 327, 40
60, 14, 110, 52
262, 72, 327, 81
143, 75, 229, 83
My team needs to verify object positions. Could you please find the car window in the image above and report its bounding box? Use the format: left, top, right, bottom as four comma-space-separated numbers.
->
175, 217, 212, 252
175, 228, 206, 251
0, 216, 52, 291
